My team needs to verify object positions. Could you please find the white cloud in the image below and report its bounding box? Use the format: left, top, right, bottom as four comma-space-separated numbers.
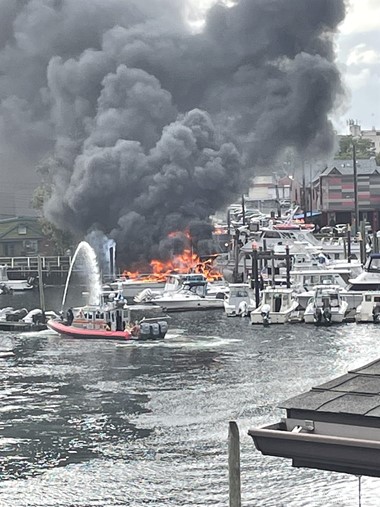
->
340, 0, 380, 35
346, 44, 380, 66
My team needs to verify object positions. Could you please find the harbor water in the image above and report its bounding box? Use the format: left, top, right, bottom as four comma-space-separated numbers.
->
1, 288, 380, 506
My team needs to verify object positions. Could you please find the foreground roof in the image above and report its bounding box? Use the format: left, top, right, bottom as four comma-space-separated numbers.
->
249, 357, 380, 477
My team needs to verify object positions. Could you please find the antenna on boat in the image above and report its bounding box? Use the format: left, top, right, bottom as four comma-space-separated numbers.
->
37, 254, 45, 315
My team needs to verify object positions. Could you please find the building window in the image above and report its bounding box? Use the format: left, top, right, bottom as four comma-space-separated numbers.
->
18, 225, 27, 235
24, 240, 38, 254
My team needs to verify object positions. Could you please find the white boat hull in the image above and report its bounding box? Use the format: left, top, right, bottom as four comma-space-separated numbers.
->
157, 297, 224, 312
303, 311, 346, 324
250, 308, 297, 324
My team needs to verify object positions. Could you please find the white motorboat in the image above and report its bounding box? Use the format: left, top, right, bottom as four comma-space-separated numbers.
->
355, 292, 380, 323
139, 274, 227, 312
105, 275, 165, 298
0, 265, 35, 291
303, 285, 348, 325
224, 283, 255, 317
250, 287, 299, 324
348, 254, 380, 292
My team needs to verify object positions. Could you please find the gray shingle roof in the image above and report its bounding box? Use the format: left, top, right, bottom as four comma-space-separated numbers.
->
279, 358, 380, 417
321, 158, 379, 176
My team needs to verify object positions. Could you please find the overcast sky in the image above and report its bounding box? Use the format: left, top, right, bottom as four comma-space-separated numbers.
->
193, 0, 380, 134
337, 0, 380, 132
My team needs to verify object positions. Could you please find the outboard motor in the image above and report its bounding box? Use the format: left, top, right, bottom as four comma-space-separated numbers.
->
150, 322, 160, 338
238, 301, 249, 317
373, 304, 380, 323
158, 321, 168, 338
323, 307, 332, 325
261, 303, 271, 326
314, 307, 323, 325
139, 321, 151, 340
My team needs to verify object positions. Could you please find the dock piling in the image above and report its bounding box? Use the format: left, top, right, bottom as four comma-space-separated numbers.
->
228, 421, 241, 507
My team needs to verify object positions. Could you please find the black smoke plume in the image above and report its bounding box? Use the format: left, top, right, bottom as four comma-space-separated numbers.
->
0, 0, 346, 265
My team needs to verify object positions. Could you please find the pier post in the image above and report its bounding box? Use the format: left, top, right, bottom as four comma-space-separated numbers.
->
347, 227, 352, 262
271, 252, 276, 287
285, 246, 291, 288
252, 247, 260, 308
360, 221, 366, 265
228, 421, 241, 507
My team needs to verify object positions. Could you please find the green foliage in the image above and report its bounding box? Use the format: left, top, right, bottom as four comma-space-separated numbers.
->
31, 183, 73, 255
336, 135, 375, 159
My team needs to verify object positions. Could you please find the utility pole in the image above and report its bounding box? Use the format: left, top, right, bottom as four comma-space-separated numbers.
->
353, 142, 359, 234
302, 160, 307, 224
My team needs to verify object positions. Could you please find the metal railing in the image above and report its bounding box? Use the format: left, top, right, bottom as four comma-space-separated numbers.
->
0, 256, 73, 272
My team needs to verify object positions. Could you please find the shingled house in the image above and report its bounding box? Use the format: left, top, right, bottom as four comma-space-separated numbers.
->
0, 216, 53, 257
313, 158, 380, 229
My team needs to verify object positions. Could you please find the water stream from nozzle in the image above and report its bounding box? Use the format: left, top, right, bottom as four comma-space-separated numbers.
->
61, 241, 101, 311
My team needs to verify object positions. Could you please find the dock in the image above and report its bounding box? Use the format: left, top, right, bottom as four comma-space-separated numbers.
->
0, 321, 47, 332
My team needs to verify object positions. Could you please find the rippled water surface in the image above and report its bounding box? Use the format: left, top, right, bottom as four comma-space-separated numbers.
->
0, 290, 380, 506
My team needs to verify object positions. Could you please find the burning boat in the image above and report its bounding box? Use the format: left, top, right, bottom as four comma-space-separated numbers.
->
104, 248, 226, 299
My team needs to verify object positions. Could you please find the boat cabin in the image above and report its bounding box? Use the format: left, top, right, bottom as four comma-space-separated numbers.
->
312, 286, 342, 310
71, 301, 166, 332
164, 273, 207, 293
261, 288, 295, 313
348, 254, 380, 291
291, 269, 349, 292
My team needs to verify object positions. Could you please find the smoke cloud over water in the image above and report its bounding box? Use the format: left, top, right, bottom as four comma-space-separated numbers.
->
0, 0, 346, 265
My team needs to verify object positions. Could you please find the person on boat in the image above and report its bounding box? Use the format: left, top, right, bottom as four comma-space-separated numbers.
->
105, 322, 111, 331
130, 321, 141, 337
66, 308, 74, 326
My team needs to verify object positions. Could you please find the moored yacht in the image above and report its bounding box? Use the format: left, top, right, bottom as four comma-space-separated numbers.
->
250, 287, 298, 325
303, 285, 348, 325
348, 254, 380, 291
136, 273, 227, 312
355, 292, 380, 323
224, 283, 255, 317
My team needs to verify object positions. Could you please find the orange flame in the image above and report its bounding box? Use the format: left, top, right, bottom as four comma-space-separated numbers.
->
122, 249, 222, 283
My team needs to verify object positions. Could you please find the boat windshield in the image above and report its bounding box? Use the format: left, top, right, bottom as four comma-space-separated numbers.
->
367, 256, 380, 272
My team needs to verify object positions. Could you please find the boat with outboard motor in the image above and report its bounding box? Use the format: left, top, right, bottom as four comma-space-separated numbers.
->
250, 287, 299, 325
134, 273, 228, 312
104, 275, 166, 298
355, 292, 380, 323
47, 296, 169, 341
0, 265, 35, 292
303, 285, 348, 325
224, 283, 255, 317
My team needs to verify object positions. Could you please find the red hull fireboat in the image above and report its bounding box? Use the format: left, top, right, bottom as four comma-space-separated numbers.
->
47, 298, 169, 341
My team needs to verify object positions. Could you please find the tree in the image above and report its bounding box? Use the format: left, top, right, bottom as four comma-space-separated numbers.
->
31, 159, 74, 255
336, 135, 375, 159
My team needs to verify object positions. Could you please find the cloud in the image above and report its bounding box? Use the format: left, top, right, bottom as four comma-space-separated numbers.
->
340, 0, 380, 35
347, 44, 380, 66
